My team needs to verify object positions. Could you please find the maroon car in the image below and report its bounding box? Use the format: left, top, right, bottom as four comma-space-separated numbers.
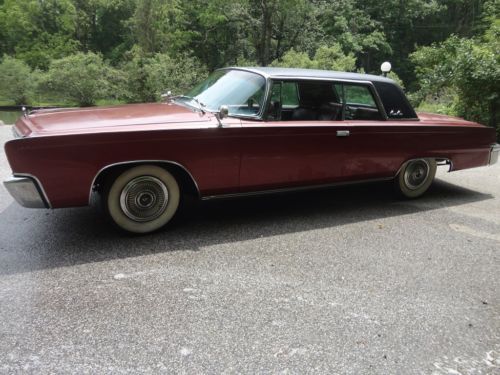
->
4, 67, 499, 233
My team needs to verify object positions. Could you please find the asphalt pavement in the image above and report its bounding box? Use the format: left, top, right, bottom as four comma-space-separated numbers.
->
0, 125, 499, 374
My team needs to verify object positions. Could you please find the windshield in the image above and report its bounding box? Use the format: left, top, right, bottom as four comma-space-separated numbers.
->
181, 70, 267, 117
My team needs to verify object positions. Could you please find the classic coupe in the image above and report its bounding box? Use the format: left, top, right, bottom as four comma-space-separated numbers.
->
4, 67, 499, 233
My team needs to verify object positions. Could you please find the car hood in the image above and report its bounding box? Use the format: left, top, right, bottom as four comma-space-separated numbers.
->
16, 103, 216, 136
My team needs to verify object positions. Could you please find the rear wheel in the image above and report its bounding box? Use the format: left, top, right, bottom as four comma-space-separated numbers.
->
104, 165, 180, 234
395, 158, 436, 198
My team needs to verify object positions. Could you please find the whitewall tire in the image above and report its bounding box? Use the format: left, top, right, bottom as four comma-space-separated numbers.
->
396, 158, 436, 198
105, 165, 180, 234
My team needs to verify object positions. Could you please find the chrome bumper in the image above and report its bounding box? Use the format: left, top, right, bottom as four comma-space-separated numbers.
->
3, 176, 49, 208
490, 143, 500, 165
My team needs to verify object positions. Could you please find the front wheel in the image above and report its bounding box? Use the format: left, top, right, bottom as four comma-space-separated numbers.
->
104, 165, 180, 234
395, 158, 437, 199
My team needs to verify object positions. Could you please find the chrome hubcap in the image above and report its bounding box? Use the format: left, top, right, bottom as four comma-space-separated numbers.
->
404, 160, 430, 190
120, 176, 169, 222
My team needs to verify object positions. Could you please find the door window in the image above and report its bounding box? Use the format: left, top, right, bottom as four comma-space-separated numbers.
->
341, 83, 383, 120
344, 85, 377, 108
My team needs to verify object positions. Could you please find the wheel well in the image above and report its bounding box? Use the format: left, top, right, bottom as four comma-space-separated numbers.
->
90, 161, 200, 202
396, 157, 453, 177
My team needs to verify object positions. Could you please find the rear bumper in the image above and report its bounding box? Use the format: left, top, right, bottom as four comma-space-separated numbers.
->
3, 175, 50, 208
490, 143, 500, 165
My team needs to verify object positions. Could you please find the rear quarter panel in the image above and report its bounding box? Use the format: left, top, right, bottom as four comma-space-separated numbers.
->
342, 120, 495, 177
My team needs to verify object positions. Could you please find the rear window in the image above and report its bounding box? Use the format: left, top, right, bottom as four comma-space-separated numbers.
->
373, 81, 418, 119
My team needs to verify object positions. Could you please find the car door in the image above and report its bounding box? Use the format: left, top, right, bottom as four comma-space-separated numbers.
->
331, 82, 399, 181
238, 80, 352, 192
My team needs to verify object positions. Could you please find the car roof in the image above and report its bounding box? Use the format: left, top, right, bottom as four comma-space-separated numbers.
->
224, 66, 395, 84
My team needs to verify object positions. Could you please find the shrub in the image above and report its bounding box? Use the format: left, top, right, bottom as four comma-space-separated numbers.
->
411, 20, 500, 132
121, 48, 208, 103
41, 52, 124, 107
270, 44, 356, 72
270, 49, 316, 69
0, 55, 36, 105
313, 45, 356, 72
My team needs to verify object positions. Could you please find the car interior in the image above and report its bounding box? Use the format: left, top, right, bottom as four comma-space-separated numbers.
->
266, 80, 384, 122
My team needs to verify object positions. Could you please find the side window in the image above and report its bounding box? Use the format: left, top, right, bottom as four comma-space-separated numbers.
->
266, 81, 300, 121
281, 82, 299, 108
334, 84, 344, 103
344, 85, 377, 108
266, 82, 282, 121
341, 83, 383, 121
373, 81, 418, 119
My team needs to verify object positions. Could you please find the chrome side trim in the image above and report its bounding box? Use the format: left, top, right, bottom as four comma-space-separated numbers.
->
489, 143, 499, 165
88, 160, 201, 205
201, 177, 394, 201
205, 157, 453, 201
3, 175, 50, 208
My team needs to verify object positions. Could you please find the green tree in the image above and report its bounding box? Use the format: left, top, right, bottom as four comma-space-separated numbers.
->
0, 55, 37, 104
270, 49, 315, 68
411, 19, 500, 132
179, 0, 254, 70
0, 0, 79, 69
248, 0, 323, 65
319, 0, 391, 72
314, 45, 357, 71
72, 0, 135, 61
129, 0, 187, 54
41, 52, 124, 106
271, 44, 357, 72
121, 47, 208, 102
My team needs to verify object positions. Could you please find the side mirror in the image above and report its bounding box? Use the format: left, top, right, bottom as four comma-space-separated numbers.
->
161, 90, 173, 103
219, 105, 229, 119
215, 105, 229, 127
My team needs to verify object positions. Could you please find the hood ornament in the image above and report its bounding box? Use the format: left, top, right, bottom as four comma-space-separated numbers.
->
22, 106, 29, 118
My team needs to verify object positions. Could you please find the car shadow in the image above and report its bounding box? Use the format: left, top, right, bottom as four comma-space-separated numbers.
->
0, 179, 493, 276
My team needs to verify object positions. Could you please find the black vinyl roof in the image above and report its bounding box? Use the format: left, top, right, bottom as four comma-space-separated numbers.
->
228, 67, 396, 84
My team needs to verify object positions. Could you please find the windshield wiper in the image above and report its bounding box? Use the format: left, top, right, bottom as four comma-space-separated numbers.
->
171, 95, 207, 114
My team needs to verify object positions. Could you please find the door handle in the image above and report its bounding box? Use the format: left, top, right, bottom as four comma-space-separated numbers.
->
337, 130, 350, 137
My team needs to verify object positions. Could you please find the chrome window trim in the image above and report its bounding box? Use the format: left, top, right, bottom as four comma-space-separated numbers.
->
212, 68, 270, 121
261, 76, 389, 121
89, 160, 201, 205
214, 69, 390, 121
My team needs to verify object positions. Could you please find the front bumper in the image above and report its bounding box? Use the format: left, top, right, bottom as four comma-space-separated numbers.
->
3, 175, 50, 208
490, 143, 500, 165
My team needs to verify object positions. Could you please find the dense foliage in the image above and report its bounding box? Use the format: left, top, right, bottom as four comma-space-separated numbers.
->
410, 19, 500, 134
0, 56, 37, 104
0, 0, 498, 133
